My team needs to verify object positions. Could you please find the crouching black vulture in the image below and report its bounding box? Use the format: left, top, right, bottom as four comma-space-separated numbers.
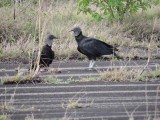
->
70, 26, 119, 69
31, 34, 58, 70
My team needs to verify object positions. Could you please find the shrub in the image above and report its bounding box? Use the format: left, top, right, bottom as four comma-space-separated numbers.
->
77, 0, 149, 21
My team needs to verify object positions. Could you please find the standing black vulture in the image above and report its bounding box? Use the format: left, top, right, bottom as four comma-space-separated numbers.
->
31, 34, 58, 70
70, 26, 119, 69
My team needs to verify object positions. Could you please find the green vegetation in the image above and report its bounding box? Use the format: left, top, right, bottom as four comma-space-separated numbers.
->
138, 67, 160, 80
45, 76, 66, 84
78, 0, 149, 21
45, 76, 99, 84
65, 100, 83, 109
62, 96, 93, 110
0, 114, 7, 120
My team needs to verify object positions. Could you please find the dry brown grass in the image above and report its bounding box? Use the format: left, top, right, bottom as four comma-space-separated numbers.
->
100, 68, 141, 81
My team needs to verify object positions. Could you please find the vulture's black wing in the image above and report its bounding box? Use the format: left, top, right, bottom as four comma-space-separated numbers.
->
40, 45, 54, 67
79, 38, 115, 56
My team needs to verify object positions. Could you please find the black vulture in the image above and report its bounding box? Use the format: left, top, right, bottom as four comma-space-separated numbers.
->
70, 26, 119, 69
31, 34, 58, 70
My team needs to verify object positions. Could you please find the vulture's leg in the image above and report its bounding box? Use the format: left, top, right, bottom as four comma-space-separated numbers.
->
88, 60, 95, 69
90, 60, 95, 68
88, 60, 93, 69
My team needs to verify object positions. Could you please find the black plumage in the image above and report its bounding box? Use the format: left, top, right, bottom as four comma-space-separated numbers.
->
70, 27, 119, 69
31, 34, 57, 70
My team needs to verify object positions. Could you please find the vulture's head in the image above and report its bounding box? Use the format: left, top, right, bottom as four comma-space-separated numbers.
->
70, 26, 82, 37
45, 34, 58, 46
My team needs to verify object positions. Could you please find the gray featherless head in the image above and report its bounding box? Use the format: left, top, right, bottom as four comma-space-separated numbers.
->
70, 26, 82, 36
45, 34, 57, 46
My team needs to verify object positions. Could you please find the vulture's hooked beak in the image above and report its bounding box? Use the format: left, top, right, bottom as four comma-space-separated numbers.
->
55, 37, 59, 39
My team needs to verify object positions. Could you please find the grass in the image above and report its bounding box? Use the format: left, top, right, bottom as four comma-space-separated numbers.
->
0, 114, 8, 120
0, 85, 15, 113
2, 75, 43, 84
1, 64, 160, 85
64, 100, 83, 109
4, 67, 159, 85
45, 76, 66, 84
138, 67, 160, 80
100, 68, 141, 81
45, 75, 99, 84
1, 61, 160, 84
25, 114, 35, 120
100, 66, 160, 81
63, 98, 93, 109
62, 91, 94, 119
1, 67, 43, 84
0, 101, 14, 112
45, 67, 160, 84
2, 75, 32, 84
0, 83, 16, 120
0, 1, 159, 62
64, 99, 93, 109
